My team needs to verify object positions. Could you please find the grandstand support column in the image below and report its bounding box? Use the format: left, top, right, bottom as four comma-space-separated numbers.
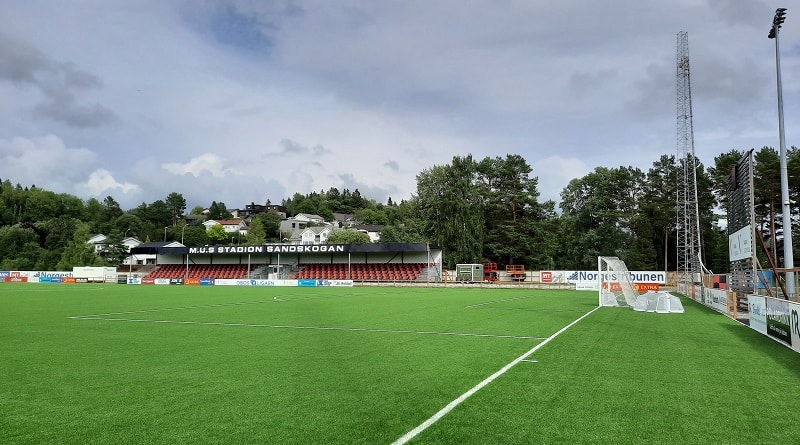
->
769, 8, 795, 298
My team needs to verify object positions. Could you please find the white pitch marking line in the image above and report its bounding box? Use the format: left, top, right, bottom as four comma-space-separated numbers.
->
74, 300, 274, 317
68, 317, 545, 340
463, 296, 532, 308
390, 306, 601, 445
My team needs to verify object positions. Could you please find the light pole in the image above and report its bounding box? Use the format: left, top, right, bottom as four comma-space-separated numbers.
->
769, 8, 795, 298
164, 226, 169, 242
125, 228, 132, 280
181, 224, 187, 245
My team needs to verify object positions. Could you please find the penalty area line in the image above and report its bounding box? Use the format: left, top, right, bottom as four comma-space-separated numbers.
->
390, 305, 601, 445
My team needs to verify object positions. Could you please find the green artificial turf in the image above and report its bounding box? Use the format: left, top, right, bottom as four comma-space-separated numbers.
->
1, 284, 799, 444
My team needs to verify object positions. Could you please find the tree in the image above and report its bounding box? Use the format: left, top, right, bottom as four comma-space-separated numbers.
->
97, 196, 124, 233
264, 212, 282, 242
415, 155, 483, 267
357, 208, 389, 225
207, 201, 232, 220
640, 155, 679, 271
165, 192, 187, 226
181, 225, 208, 247
244, 218, 266, 245
559, 166, 647, 269
476, 154, 550, 267
57, 223, 103, 269
98, 230, 129, 267
206, 224, 229, 245
0, 226, 44, 269
326, 229, 371, 244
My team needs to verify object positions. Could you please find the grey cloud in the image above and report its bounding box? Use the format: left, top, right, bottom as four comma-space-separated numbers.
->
0, 33, 116, 127
280, 138, 307, 154
569, 69, 619, 99
706, 0, 772, 28
384, 160, 399, 172
59, 62, 104, 89
33, 100, 117, 128
274, 139, 330, 156
337, 173, 399, 204
0, 34, 49, 84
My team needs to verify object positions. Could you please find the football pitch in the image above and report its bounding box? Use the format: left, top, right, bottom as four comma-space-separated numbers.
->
2, 284, 800, 444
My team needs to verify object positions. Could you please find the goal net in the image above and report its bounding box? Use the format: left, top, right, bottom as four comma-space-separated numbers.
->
598, 256, 639, 307
598, 256, 685, 313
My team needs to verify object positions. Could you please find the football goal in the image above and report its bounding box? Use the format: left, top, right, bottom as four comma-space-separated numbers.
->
598, 256, 639, 307
598, 256, 685, 313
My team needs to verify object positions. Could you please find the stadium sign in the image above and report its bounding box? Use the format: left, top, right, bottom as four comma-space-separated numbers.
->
189, 245, 347, 254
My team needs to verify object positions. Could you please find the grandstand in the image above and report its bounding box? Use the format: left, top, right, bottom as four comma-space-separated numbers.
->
142, 262, 427, 282
296, 262, 424, 281
144, 264, 252, 280
131, 242, 441, 283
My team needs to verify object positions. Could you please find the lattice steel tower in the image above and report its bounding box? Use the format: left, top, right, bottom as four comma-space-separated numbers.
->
676, 31, 703, 285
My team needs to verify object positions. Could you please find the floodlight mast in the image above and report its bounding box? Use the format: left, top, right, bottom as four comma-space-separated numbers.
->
676, 31, 703, 287
769, 8, 795, 298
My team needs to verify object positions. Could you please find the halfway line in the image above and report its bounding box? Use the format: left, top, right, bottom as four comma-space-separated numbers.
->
68, 316, 544, 340
390, 305, 601, 445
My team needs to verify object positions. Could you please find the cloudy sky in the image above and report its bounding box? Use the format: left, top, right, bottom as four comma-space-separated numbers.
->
1, 0, 797, 212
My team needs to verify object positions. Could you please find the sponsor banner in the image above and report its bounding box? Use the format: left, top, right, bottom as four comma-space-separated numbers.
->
154, 278, 171, 285
298, 279, 317, 287
541, 271, 569, 283
544, 270, 666, 288
3, 271, 75, 279
127, 277, 142, 285
32, 271, 74, 279
215, 279, 298, 286
141, 277, 155, 285
184, 278, 200, 286
199, 278, 215, 286
233, 279, 279, 287
792, 302, 800, 354
169, 278, 184, 285
576, 281, 597, 290
747, 295, 767, 335
766, 298, 792, 347
704, 288, 728, 313
574, 281, 661, 292
327, 280, 354, 287
62, 277, 77, 284
4, 276, 28, 283
0, 271, 9, 278
635, 283, 660, 292
75, 277, 89, 283
568, 270, 666, 284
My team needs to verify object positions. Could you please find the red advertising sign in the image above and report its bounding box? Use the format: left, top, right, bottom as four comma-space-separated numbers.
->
635, 283, 660, 292
541, 271, 553, 283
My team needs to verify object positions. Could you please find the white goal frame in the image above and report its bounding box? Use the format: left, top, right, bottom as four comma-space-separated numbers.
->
597, 256, 639, 307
